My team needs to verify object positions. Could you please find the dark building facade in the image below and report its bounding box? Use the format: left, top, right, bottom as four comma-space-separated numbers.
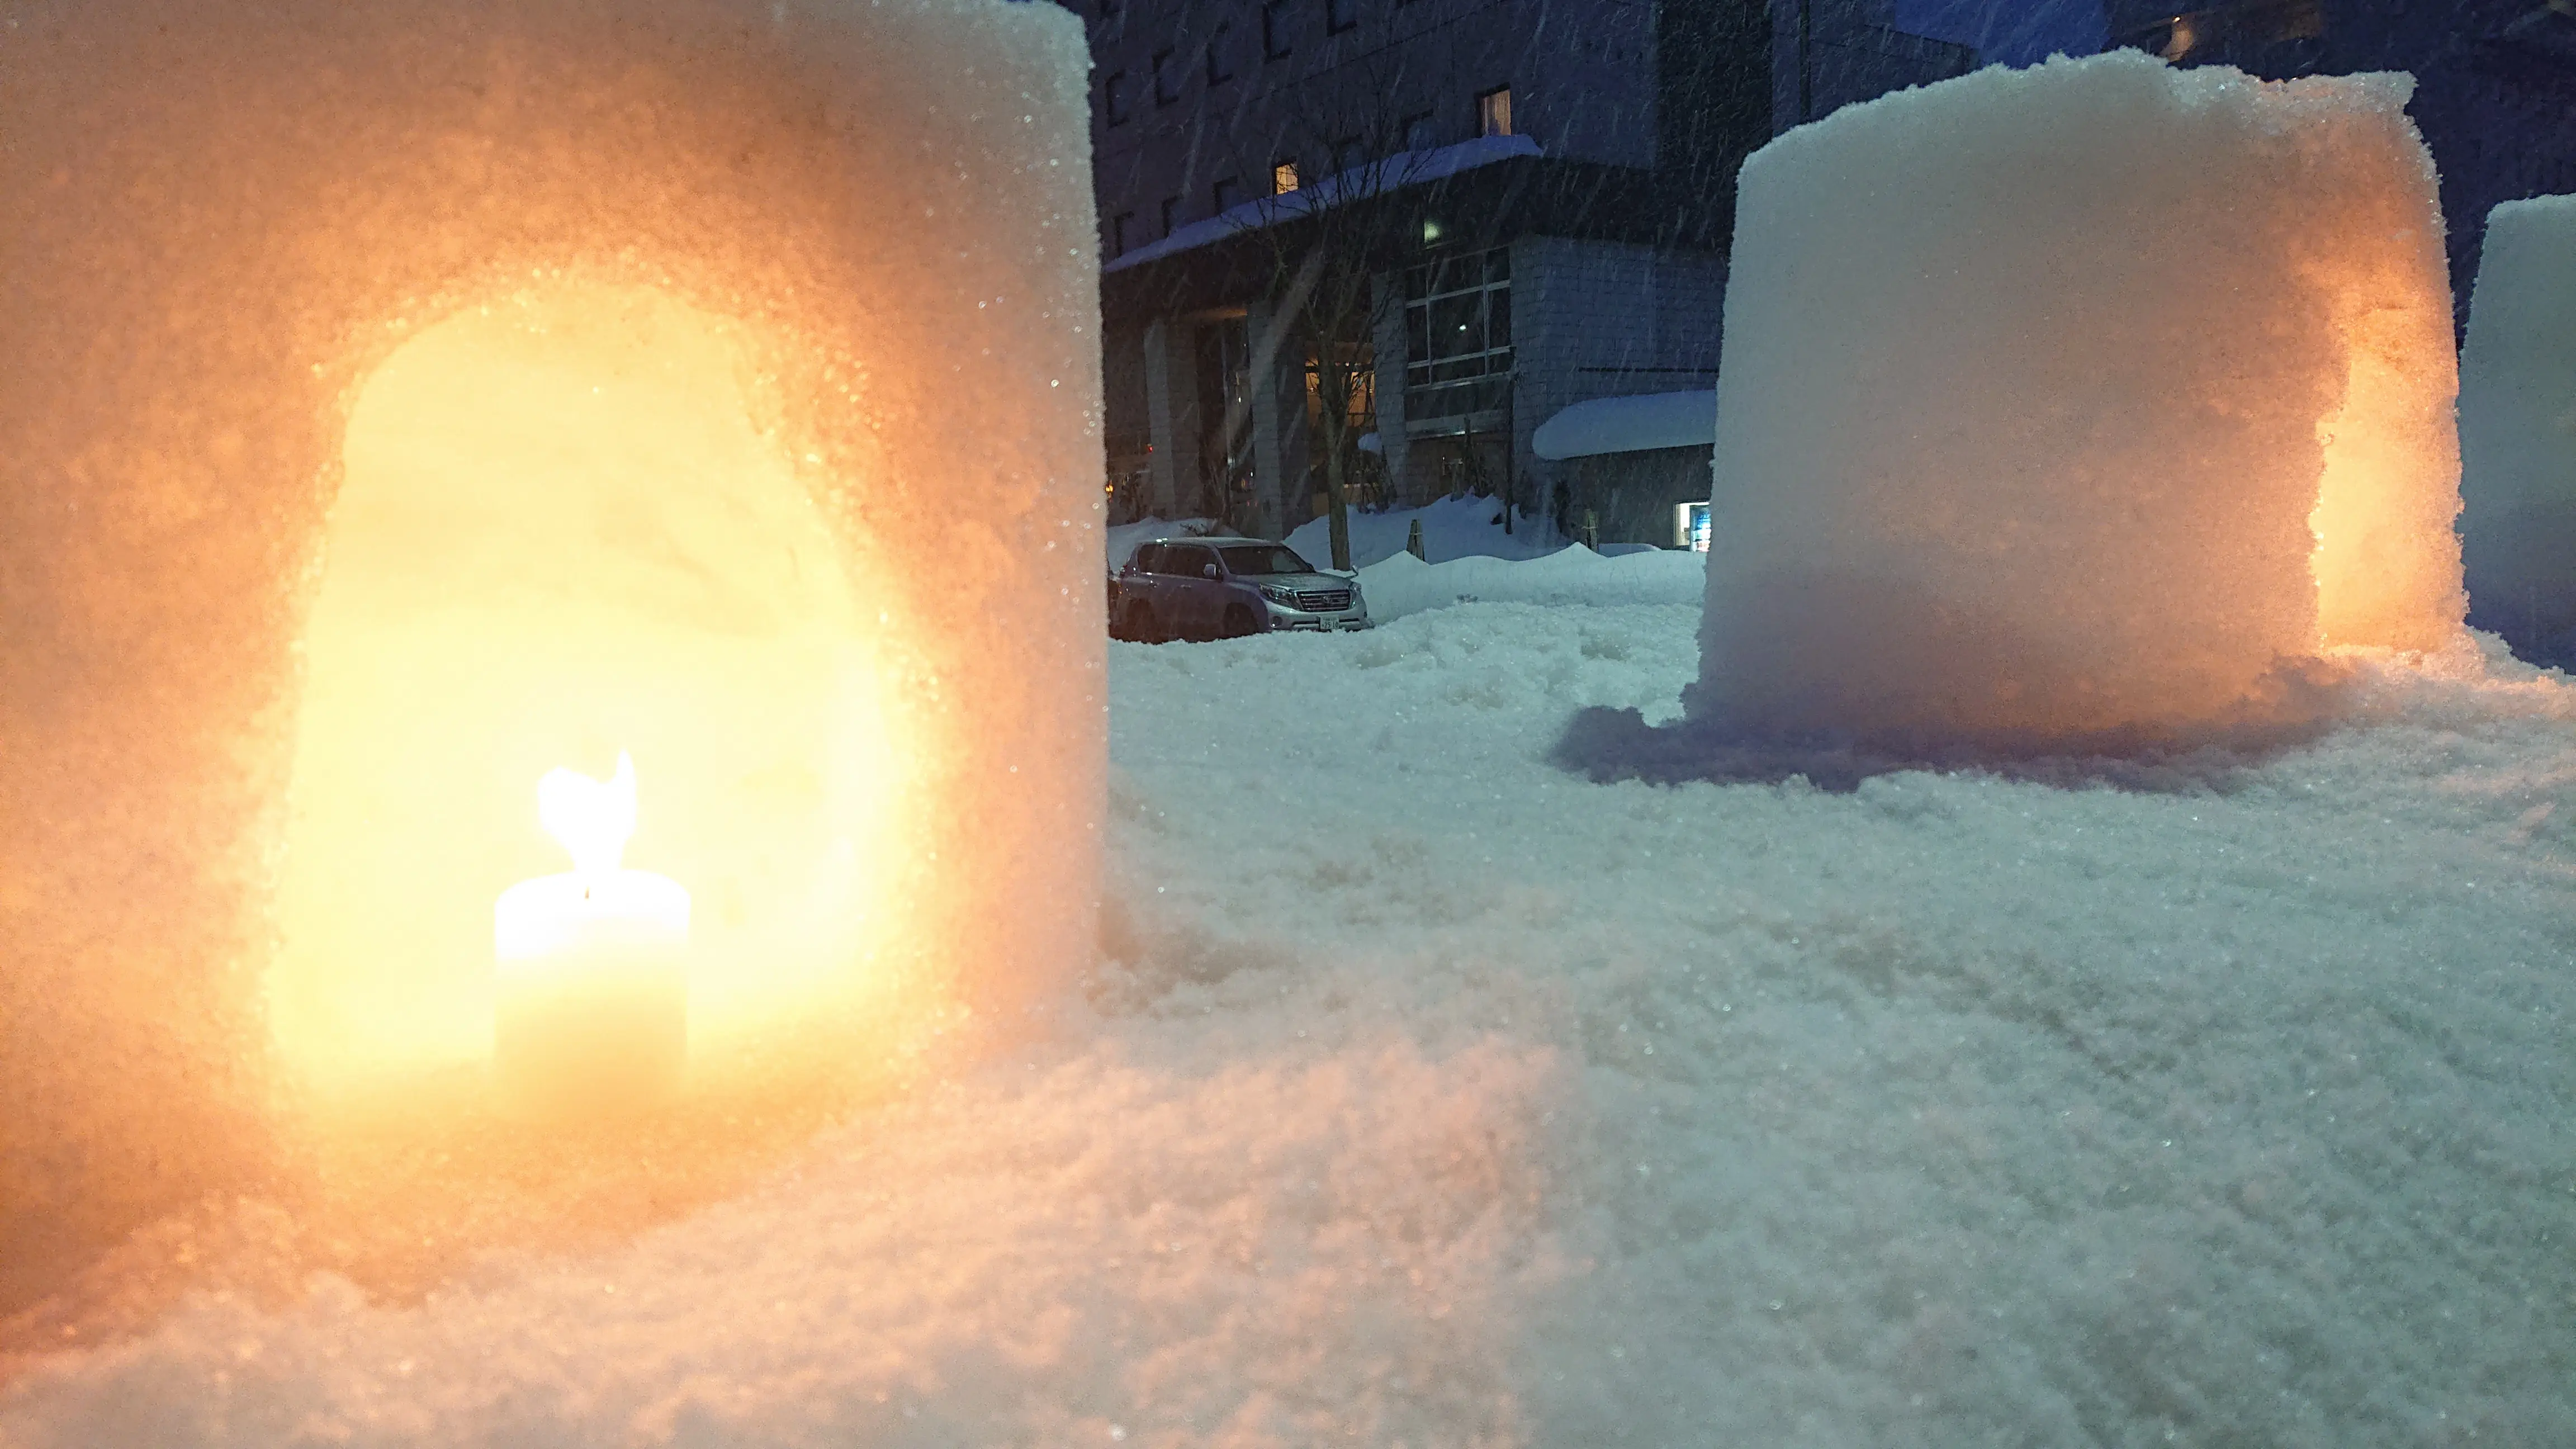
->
1082, 0, 1778, 542
1082, 0, 2573, 548
2104, 0, 2576, 323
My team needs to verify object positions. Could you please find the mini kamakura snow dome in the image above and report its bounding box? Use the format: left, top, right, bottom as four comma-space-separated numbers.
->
0, 0, 1100, 1309
2459, 195, 2576, 666
1692, 50, 2466, 750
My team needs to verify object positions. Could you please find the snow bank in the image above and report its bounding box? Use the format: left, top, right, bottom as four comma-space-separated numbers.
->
1530, 390, 1717, 461
2460, 195, 2576, 667
1357, 545, 1707, 622
1116, 498, 1566, 574
1694, 50, 2465, 752
1286, 495, 1568, 569
0, 0, 1100, 1312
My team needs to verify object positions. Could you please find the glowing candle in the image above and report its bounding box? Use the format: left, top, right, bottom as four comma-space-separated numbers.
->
494, 752, 689, 1114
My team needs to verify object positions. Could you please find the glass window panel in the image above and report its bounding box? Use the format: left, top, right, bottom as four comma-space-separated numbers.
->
1429, 294, 1481, 358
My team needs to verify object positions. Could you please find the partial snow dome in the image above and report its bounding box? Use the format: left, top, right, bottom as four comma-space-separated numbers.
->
0, 0, 1100, 1313
1693, 50, 2465, 751
2460, 195, 2576, 667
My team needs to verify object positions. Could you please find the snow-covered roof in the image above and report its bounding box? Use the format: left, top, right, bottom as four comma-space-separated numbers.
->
1530, 389, 1717, 461
1102, 134, 1543, 275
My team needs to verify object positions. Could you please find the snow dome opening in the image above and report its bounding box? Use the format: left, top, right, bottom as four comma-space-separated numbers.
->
272, 283, 899, 1110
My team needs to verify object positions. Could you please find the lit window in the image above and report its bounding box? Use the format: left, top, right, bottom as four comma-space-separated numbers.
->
1273, 160, 1300, 194
1263, 0, 1292, 58
1104, 70, 1129, 126
1153, 47, 1177, 106
1477, 85, 1511, 138
1327, 0, 1358, 35
1208, 21, 1233, 83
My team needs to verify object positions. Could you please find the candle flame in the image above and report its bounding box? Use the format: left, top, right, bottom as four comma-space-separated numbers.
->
539, 751, 637, 877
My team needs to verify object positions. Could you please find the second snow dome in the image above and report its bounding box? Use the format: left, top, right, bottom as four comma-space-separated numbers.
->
1692, 50, 2465, 750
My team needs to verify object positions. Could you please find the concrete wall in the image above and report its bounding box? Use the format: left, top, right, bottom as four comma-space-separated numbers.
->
1246, 295, 1308, 538
1569, 445, 1715, 547
1142, 316, 1202, 519
1509, 235, 1727, 525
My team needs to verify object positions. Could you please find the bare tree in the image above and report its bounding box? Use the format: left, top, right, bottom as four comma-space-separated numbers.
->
1216, 72, 1438, 570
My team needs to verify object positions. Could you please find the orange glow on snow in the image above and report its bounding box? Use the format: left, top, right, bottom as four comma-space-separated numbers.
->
269, 284, 909, 1105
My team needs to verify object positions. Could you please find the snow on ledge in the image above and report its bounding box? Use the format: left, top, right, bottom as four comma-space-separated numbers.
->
1531, 390, 1717, 461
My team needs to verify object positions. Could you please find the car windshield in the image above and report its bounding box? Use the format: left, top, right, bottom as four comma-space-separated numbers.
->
1219, 544, 1313, 576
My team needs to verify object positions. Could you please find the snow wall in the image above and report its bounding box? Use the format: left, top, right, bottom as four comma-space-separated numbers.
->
1691, 50, 2465, 751
0, 0, 1101, 1314
2459, 195, 2576, 667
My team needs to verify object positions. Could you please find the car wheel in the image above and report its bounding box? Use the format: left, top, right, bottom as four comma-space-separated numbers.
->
1125, 602, 1163, 645
1221, 604, 1257, 639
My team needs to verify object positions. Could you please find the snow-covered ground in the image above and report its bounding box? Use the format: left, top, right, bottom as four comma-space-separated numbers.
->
1111, 497, 1701, 625
6, 580, 2574, 1445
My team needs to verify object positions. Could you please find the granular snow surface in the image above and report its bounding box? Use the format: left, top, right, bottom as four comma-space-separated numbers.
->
6, 597, 2574, 1446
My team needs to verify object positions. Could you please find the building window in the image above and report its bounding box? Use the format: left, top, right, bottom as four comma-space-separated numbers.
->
1213, 174, 1244, 212
1403, 247, 1512, 420
1207, 21, 1233, 83
1111, 211, 1135, 255
1477, 85, 1512, 138
1332, 136, 1365, 174
1273, 159, 1300, 194
1263, 0, 1292, 58
1402, 111, 1436, 151
1327, 0, 1358, 35
1160, 195, 1181, 236
1152, 48, 1178, 105
1104, 70, 1129, 126
2130, 0, 2326, 64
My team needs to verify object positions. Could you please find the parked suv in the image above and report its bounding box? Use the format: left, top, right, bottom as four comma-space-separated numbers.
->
1111, 536, 1371, 641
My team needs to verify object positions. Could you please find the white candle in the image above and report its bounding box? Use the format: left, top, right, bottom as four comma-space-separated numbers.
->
494, 752, 690, 1114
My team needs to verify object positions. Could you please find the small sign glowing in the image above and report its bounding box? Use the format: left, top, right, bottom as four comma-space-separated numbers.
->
1675, 500, 1712, 553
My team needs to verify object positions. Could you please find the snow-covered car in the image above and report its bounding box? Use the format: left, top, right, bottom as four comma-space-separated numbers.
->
1111, 536, 1370, 642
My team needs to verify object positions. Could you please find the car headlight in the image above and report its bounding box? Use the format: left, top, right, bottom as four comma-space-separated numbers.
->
1257, 583, 1298, 604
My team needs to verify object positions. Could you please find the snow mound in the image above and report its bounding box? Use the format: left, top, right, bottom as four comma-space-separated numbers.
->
1357, 545, 1707, 622
1695, 50, 2464, 753
2460, 194, 2576, 667
1287, 495, 1568, 569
